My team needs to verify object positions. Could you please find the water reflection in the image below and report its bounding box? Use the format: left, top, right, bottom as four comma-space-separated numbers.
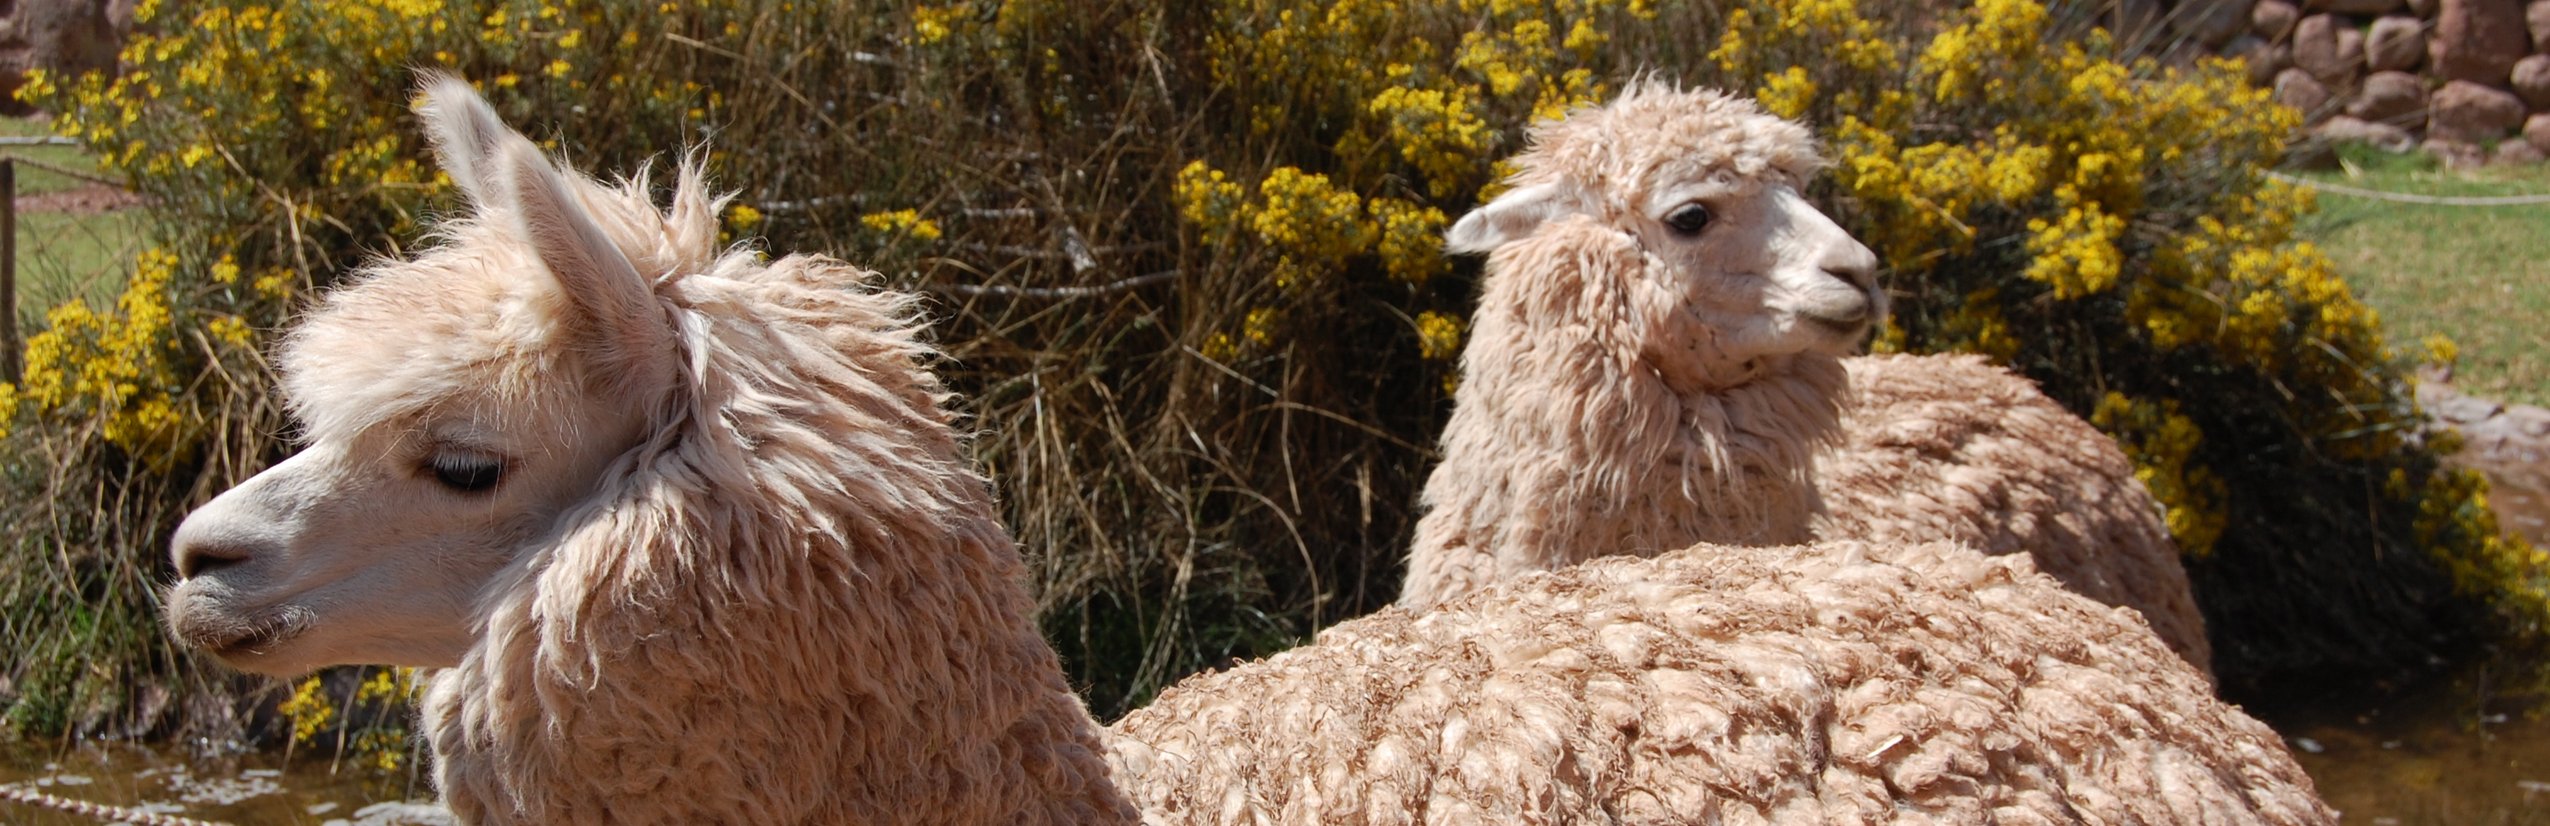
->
2267, 649, 2550, 826
1, 740, 446, 826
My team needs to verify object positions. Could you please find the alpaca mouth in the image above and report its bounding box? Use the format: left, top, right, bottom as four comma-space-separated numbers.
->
172, 600, 314, 663
1799, 312, 1871, 340
207, 618, 308, 659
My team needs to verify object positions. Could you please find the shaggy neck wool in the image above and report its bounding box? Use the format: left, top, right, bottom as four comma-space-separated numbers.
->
411, 169, 1136, 825
1401, 218, 1848, 609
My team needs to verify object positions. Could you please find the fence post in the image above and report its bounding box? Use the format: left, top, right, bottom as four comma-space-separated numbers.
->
2, 157, 17, 383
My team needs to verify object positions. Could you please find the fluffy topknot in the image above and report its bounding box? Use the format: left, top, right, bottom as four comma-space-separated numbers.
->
1508, 82, 1825, 206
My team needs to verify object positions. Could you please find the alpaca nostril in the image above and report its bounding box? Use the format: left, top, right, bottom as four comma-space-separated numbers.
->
1826, 264, 1878, 292
175, 540, 253, 580
1805, 299, 1871, 328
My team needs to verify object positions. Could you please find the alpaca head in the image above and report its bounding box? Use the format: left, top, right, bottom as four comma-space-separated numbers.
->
1403, 86, 1887, 605
163, 75, 704, 675
1445, 83, 1881, 387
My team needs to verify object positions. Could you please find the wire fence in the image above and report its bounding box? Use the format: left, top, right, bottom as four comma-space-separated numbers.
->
2267, 169, 2550, 207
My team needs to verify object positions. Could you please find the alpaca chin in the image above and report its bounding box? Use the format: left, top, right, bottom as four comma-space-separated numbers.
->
1661, 351, 1851, 540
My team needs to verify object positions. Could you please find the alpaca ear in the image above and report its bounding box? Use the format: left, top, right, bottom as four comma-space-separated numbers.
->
494, 142, 671, 376
1445, 182, 1577, 255
415, 71, 515, 207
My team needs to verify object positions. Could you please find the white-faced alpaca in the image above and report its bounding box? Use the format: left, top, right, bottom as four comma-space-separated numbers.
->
1399, 85, 2211, 674
163, 77, 2326, 824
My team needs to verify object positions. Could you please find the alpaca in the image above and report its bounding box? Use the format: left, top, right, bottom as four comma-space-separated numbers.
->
1399, 85, 2212, 674
162, 76, 2327, 823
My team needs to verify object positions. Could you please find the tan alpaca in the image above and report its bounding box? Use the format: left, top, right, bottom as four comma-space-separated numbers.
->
1399, 84, 2211, 675
162, 76, 2320, 824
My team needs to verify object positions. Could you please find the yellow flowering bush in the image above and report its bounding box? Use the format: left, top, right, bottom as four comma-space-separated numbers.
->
274, 667, 420, 770
8, 249, 190, 460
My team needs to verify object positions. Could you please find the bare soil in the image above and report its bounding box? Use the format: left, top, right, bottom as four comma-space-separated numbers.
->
12, 183, 144, 216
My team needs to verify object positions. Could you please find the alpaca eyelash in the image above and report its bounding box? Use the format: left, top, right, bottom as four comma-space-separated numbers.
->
1663, 202, 1714, 235
427, 452, 506, 493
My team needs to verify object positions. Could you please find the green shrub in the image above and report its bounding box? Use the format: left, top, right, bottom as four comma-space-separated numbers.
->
5, 0, 2538, 742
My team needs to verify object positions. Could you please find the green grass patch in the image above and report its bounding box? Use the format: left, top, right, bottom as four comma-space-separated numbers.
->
14, 209, 147, 331
2, 116, 112, 198
2295, 146, 2550, 408
6, 115, 143, 337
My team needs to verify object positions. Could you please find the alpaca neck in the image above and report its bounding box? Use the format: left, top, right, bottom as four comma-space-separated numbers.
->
423, 267, 1137, 825
1402, 312, 1848, 608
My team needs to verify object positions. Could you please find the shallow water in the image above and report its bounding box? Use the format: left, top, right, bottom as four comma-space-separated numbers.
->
0, 740, 447, 826
2265, 652, 2550, 826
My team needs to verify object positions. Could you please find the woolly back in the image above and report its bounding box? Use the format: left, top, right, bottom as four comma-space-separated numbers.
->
268, 77, 1134, 824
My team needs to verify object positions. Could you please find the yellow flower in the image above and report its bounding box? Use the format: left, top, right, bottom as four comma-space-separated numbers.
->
279, 675, 336, 745
1371, 198, 1449, 286
1756, 66, 1816, 120
2423, 333, 2460, 368
914, 5, 965, 44
1243, 306, 1279, 346
1414, 311, 1466, 361
860, 209, 942, 242
727, 203, 765, 234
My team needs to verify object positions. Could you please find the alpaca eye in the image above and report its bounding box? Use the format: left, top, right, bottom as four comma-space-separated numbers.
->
1664, 203, 1712, 236
429, 453, 506, 493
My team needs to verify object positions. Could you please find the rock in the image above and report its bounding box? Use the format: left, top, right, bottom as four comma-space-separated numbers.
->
2531, 0, 2550, 50
2316, 114, 2421, 150
2180, 0, 2260, 46
2295, 15, 2359, 86
2430, 78, 2527, 141
2348, 70, 2431, 124
2424, 136, 2489, 166
2309, 0, 2406, 12
2337, 25, 2368, 78
2432, 0, 2529, 85
2257, 0, 2304, 39
2524, 111, 2550, 151
0, 0, 125, 117
2494, 138, 2547, 163
2432, 389, 2506, 424
2507, 406, 2550, 438
2277, 67, 2340, 117
2225, 32, 2269, 62
2514, 53, 2550, 108
2367, 15, 2428, 71
2249, 39, 2298, 85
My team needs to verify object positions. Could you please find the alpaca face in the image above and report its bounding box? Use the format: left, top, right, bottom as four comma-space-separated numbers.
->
1444, 85, 1881, 383
1627, 173, 1879, 366
165, 77, 676, 675
163, 370, 652, 674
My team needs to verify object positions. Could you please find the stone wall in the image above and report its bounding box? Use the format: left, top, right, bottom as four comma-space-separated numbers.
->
2209, 0, 2550, 165
0, 0, 132, 117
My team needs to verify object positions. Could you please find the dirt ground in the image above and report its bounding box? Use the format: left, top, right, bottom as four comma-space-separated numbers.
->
11, 182, 143, 215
